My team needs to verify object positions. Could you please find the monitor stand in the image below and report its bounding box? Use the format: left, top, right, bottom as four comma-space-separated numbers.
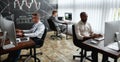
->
1, 31, 7, 46
115, 32, 120, 51
106, 42, 120, 51
106, 32, 120, 51
1, 31, 15, 49
117, 42, 120, 52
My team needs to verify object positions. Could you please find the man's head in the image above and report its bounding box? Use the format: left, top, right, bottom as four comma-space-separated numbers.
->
52, 10, 58, 17
32, 13, 40, 23
80, 12, 88, 24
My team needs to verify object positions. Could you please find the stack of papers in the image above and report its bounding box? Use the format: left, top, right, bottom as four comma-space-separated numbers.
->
94, 37, 104, 41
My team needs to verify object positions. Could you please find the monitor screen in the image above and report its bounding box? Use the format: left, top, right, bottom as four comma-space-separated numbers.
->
65, 13, 72, 20
104, 21, 120, 46
58, 17, 63, 21
1, 18, 17, 45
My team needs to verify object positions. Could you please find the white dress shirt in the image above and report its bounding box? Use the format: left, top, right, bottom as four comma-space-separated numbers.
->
75, 21, 93, 40
23, 21, 45, 39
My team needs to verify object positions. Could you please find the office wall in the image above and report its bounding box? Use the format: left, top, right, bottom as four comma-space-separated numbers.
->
0, 0, 58, 29
58, 0, 76, 23
58, 0, 120, 33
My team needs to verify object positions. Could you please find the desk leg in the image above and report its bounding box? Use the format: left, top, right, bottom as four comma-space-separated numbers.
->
80, 49, 84, 62
66, 24, 68, 40
0, 55, 1, 62
114, 59, 117, 62
33, 47, 37, 62
102, 55, 108, 62
92, 51, 98, 62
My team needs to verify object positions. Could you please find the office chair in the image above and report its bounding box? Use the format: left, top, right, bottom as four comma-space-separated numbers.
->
20, 28, 47, 62
72, 25, 92, 62
47, 19, 62, 40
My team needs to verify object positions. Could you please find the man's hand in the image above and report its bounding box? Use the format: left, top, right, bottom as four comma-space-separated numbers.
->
16, 32, 23, 37
16, 29, 23, 33
91, 34, 103, 38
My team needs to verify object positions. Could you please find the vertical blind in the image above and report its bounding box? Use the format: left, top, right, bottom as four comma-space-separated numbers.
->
58, 0, 120, 34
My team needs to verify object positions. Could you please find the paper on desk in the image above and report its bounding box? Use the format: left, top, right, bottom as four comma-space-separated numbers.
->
94, 37, 104, 41
106, 41, 120, 51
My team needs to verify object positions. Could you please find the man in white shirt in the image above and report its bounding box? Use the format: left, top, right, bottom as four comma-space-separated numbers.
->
75, 12, 102, 62
17, 13, 45, 45
3, 13, 45, 62
75, 12, 102, 41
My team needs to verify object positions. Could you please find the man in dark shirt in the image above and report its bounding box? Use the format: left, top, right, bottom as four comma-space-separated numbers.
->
49, 10, 67, 34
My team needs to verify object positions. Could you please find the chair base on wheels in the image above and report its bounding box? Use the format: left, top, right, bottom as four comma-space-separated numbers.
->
73, 55, 81, 60
20, 55, 40, 62
20, 47, 42, 62
50, 35, 62, 40
73, 49, 92, 62
73, 49, 84, 62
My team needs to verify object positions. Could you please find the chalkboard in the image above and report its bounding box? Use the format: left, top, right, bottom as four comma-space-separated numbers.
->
0, 0, 58, 29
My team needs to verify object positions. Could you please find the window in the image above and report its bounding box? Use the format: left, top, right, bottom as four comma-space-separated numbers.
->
58, 0, 120, 33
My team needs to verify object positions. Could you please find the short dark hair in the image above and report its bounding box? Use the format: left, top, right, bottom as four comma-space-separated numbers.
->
32, 13, 40, 17
80, 12, 86, 16
52, 10, 57, 15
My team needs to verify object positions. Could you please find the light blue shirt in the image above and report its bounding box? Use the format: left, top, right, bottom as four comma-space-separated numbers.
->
23, 21, 45, 39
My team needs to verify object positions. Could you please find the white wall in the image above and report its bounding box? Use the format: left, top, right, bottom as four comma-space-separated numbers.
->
58, 0, 120, 33
58, 0, 77, 23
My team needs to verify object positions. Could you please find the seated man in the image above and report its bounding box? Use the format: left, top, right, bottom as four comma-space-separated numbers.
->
75, 12, 102, 62
3, 13, 45, 62
49, 10, 67, 34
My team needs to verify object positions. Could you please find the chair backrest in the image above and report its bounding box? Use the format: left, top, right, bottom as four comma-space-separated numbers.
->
41, 28, 47, 41
47, 19, 57, 31
72, 25, 79, 47
36, 28, 47, 47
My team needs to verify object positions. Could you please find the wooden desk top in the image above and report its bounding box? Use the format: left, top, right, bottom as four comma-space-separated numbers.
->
0, 32, 35, 55
83, 39, 120, 59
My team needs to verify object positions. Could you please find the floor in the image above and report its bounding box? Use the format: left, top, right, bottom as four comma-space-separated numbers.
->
0, 32, 120, 62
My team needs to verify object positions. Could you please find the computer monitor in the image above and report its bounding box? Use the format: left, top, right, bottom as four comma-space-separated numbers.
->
0, 14, 3, 27
0, 14, 3, 35
65, 13, 72, 20
0, 15, 6, 30
104, 21, 120, 47
0, 17, 6, 31
0, 18, 17, 46
58, 17, 63, 21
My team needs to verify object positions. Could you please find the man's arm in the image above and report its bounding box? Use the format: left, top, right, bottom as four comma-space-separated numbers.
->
75, 24, 84, 40
23, 30, 32, 33
89, 23, 94, 35
24, 24, 45, 37
23, 27, 35, 33
54, 17, 65, 23
89, 23, 103, 38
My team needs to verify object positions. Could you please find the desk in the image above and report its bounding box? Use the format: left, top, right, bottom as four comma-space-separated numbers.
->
62, 21, 74, 39
83, 39, 120, 62
0, 32, 35, 55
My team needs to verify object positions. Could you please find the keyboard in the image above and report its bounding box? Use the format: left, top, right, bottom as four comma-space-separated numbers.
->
90, 40, 98, 44
21, 37, 28, 41
93, 37, 104, 41
16, 37, 30, 43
